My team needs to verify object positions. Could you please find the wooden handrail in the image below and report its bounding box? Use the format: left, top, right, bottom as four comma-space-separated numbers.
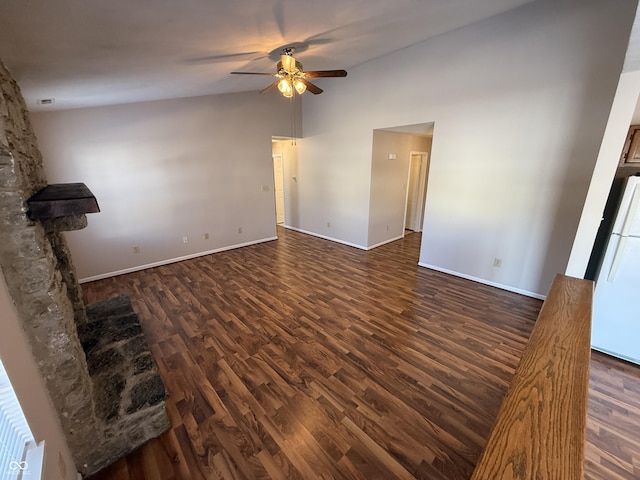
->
471, 274, 592, 480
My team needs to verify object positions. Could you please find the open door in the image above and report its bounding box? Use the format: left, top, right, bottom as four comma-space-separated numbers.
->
272, 153, 285, 224
405, 151, 428, 232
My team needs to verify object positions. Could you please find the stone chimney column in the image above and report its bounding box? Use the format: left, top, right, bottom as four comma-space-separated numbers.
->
0, 59, 101, 474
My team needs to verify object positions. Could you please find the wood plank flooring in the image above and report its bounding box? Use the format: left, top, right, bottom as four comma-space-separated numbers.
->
586, 351, 640, 479
81, 227, 639, 479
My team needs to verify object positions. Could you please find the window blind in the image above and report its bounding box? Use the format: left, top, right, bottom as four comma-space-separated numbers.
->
0, 359, 36, 479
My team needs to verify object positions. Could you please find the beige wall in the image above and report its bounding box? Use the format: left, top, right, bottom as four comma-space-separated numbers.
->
297, 0, 635, 297
0, 273, 77, 480
32, 91, 300, 281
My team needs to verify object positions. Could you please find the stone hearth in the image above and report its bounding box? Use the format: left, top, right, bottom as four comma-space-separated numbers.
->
80, 296, 167, 432
0, 59, 169, 476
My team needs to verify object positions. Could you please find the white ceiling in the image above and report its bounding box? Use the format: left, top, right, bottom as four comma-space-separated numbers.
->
0, 0, 533, 111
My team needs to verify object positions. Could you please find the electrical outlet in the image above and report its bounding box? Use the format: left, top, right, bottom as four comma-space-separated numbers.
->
327, 222, 331, 228
132, 246, 140, 254
262, 185, 270, 192
183, 236, 188, 244
386, 225, 389, 231
204, 233, 209, 240
237, 227, 243, 234
493, 258, 502, 268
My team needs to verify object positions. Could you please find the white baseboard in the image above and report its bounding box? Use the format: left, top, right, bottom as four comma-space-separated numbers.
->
591, 345, 640, 366
79, 232, 546, 302
79, 236, 277, 283
367, 235, 404, 250
283, 225, 367, 250
418, 262, 546, 300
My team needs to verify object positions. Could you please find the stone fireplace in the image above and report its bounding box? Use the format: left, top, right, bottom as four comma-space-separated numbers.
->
0, 60, 169, 476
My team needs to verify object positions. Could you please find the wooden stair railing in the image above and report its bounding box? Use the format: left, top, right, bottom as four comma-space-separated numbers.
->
471, 274, 593, 480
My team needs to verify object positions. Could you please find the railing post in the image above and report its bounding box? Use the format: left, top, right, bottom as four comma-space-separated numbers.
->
471, 274, 593, 480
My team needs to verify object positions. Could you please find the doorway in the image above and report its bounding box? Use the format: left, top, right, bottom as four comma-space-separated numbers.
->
369, 123, 433, 250
405, 151, 429, 232
272, 153, 285, 224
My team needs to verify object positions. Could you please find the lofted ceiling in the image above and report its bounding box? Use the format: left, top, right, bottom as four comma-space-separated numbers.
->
0, 0, 533, 111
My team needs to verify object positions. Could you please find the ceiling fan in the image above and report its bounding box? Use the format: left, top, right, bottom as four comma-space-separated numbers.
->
231, 48, 347, 97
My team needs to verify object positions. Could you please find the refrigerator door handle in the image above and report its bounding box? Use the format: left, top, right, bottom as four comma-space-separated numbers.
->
608, 235, 627, 282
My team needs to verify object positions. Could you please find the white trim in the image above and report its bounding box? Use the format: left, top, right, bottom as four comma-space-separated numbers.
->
402, 155, 413, 231
272, 153, 285, 225
283, 226, 367, 250
23, 440, 44, 480
368, 235, 404, 250
79, 237, 278, 283
284, 227, 408, 251
404, 151, 429, 233
591, 345, 640, 366
0, 359, 42, 480
418, 262, 546, 300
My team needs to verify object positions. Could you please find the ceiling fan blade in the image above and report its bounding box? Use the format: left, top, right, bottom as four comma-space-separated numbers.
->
186, 52, 263, 64
301, 78, 323, 95
304, 70, 348, 78
260, 81, 280, 94
230, 71, 276, 75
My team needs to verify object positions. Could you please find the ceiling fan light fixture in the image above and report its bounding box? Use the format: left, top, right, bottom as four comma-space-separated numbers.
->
293, 78, 307, 95
230, 47, 346, 98
278, 77, 293, 97
281, 50, 296, 72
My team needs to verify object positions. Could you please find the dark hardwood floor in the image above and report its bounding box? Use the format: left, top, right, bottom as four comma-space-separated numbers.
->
82, 227, 639, 479
585, 352, 640, 479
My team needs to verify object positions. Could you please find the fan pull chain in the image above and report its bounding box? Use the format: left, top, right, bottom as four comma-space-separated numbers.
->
290, 94, 297, 146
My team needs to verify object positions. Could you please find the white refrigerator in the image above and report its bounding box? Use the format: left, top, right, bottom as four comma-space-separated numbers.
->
592, 175, 640, 365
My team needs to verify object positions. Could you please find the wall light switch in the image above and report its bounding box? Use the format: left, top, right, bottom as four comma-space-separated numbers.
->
262, 185, 270, 192
388, 153, 397, 160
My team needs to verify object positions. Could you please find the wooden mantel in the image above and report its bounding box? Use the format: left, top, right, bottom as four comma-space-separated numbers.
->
27, 182, 100, 220
471, 274, 593, 480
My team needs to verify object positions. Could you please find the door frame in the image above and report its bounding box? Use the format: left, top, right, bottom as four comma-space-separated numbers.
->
403, 151, 429, 233
272, 153, 285, 224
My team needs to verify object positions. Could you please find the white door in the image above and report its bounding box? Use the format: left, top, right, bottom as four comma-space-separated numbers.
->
272, 154, 285, 224
405, 152, 428, 231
